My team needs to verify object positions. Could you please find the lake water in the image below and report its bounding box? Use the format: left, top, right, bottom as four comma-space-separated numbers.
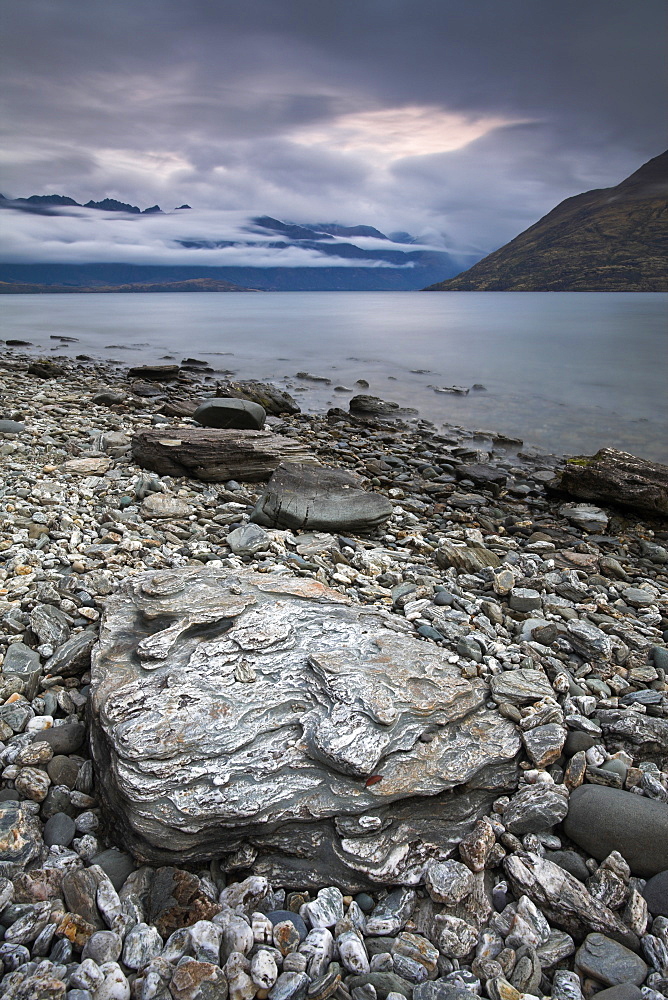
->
1, 291, 666, 462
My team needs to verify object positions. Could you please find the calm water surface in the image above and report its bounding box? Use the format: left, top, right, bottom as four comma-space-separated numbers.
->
1, 292, 666, 461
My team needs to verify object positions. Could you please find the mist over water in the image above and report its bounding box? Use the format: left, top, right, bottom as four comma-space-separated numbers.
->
1, 291, 666, 462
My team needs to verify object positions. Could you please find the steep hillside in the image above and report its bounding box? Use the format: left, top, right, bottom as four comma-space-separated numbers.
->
425, 150, 668, 291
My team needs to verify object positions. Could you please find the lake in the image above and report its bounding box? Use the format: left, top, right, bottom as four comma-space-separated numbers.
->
1, 291, 666, 461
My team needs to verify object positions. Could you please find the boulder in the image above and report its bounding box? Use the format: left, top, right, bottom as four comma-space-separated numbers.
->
131, 428, 314, 482
216, 380, 300, 416
350, 395, 401, 416
563, 784, 668, 877
251, 462, 393, 533
193, 398, 266, 430
550, 448, 668, 517
90, 567, 520, 889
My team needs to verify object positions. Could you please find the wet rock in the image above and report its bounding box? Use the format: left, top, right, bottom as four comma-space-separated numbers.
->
193, 398, 266, 430
574, 932, 648, 986
564, 785, 668, 877
127, 364, 181, 381
553, 447, 668, 516
349, 396, 401, 416
251, 462, 392, 533
216, 379, 300, 416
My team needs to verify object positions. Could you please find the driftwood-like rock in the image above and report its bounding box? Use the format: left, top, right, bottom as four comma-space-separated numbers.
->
251, 462, 393, 533
216, 379, 300, 415
550, 448, 668, 516
90, 567, 520, 889
131, 428, 314, 481
504, 851, 639, 950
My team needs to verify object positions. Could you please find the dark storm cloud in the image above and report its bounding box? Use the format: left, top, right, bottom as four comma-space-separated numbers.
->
0, 0, 665, 262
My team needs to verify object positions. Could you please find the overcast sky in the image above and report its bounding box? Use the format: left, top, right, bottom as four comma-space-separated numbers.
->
1, 0, 666, 263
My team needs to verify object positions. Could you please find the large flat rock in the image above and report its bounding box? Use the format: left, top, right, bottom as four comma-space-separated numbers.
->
90, 567, 519, 889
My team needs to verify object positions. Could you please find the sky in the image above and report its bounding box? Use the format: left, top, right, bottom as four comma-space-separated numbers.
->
0, 0, 666, 269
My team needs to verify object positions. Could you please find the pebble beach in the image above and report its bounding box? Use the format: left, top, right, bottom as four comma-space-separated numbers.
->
1, 350, 667, 1000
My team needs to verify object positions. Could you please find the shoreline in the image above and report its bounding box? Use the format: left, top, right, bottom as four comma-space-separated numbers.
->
1, 354, 667, 999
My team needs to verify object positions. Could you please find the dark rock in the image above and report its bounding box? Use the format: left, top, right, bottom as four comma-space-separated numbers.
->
414, 983, 477, 1000
43, 812, 76, 848
575, 932, 647, 986
588, 987, 643, 1000
89, 848, 136, 891
92, 390, 127, 405
62, 868, 105, 928
193, 397, 266, 430
216, 379, 300, 416
33, 722, 86, 754
27, 361, 65, 378
349, 395, 400, 416
267, 910, 308, 940
126, 364, 180, 381
132, 427, 313, 481
139, 866, 220, 938
546, 850, 590, 883
46, 756, 81, 788
550, 447, 668, 517
0, 419, 26, 434
564, 784, 668, 877
251, 462, 393, 533
642, 870, 668, 916
564, 731, 598, 756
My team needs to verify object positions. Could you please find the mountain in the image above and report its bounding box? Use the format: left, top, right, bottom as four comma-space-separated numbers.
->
424, 150, 668, 292
0, 197, 465, 290
0, 277, 257, 294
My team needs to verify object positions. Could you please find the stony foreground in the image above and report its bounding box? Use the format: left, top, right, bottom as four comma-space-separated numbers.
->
0, 354, 667, 1000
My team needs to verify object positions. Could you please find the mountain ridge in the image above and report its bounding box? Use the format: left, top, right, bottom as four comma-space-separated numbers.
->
424, 150, 668, 292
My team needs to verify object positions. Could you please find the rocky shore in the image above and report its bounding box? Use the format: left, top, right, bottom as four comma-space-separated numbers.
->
0, 353, 667, 1000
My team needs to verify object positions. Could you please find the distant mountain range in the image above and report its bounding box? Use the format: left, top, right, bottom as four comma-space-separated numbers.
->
424, 150, 668, 291
0, 196, 467, 291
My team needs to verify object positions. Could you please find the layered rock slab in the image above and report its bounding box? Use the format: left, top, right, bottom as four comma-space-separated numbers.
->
90, 567, 519, 889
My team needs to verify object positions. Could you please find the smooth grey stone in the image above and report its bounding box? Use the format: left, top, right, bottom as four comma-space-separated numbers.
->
43, 812, 76, 847
40, 784, 77, 820
82, 929, 123, 964
564, 784, 668, 877
652, 646, 668, 671
564, 731, 598, 756
33, 722, 86, 754
252, 462, 393, 534
589, 986, 643, 999
354, 893, 375, 914
642, 870, 668, 916
0, 419, 26, 434
89, 848, 136, 891
546, 850, 590, 883
193, 398, 266, 430
575, 932, 647, 987
90, 566, 519, 886
267, 910, 308, 940
227, 523, 271, 556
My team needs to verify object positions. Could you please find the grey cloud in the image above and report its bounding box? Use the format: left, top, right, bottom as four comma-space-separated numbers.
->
0, 0, 665, 261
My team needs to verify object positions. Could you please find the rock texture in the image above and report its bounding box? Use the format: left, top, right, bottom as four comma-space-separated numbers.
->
548, 448, 668, 517
251, 463, 394, 533
425, 149, 668, 291
131, 428, 314, 481
216, 379, 300, 415
193, 397, 266, 430
90, 567, 519, 888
